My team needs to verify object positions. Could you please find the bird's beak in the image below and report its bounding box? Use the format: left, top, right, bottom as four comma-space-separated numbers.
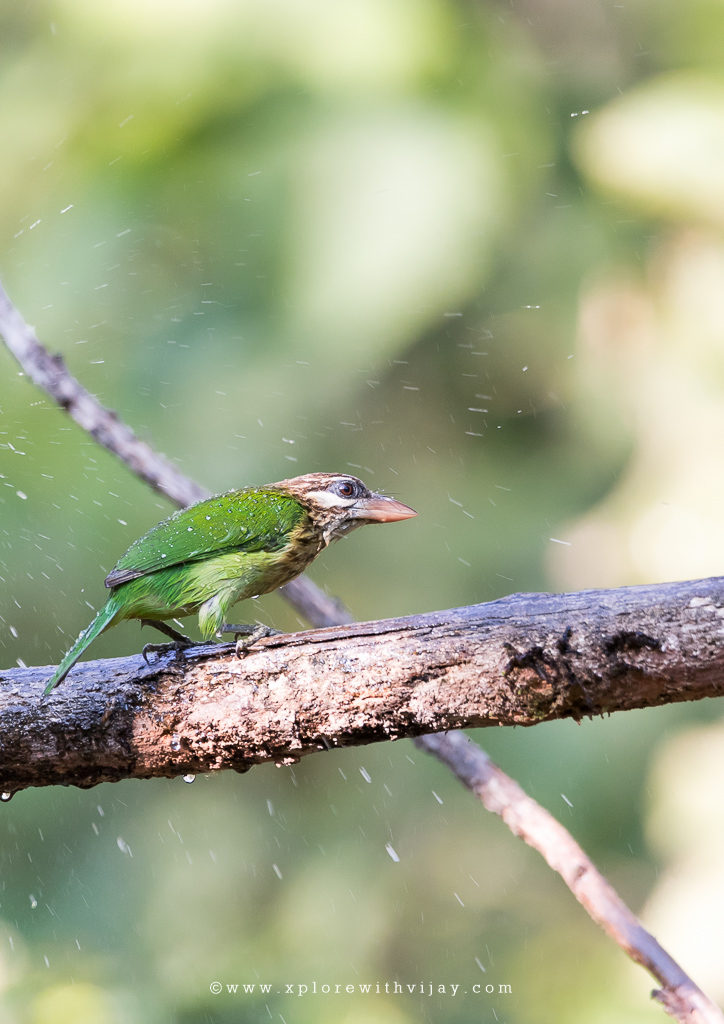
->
352, 493, 418, 523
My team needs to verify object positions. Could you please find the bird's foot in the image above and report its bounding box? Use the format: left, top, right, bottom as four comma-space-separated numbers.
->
220, 623, 281, 658
140, 620, 195, 665
141, 638, 196, 665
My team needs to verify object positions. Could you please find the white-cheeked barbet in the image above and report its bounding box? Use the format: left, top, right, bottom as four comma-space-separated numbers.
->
44, 472, 416, 695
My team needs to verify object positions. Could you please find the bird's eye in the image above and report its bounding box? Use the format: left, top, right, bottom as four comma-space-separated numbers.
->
336, 480, 356, 498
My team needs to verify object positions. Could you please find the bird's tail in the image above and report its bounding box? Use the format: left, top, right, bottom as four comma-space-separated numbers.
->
43, 598, 120, 696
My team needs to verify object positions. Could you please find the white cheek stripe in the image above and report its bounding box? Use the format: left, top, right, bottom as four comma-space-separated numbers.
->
308, 489, 355, 510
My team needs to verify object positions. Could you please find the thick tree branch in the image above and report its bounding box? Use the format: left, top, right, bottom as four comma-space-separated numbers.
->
1, 577, 722, 793
2, 277, 722, 1022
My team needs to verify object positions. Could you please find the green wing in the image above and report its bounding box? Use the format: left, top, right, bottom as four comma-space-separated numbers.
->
105, 487, 306, 589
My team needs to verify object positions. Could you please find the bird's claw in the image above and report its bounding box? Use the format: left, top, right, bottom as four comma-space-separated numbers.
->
221, 623, 281, 659
141, 638, 194, 665
140, 619, 195, 664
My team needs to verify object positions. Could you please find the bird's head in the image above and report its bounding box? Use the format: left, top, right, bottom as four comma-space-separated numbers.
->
271, 472, 417, 544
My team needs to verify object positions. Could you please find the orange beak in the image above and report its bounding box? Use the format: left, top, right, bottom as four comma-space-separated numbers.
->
353, 493, 417, 523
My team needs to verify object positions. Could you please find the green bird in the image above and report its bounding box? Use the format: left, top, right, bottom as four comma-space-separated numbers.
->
43, 472, 416, 695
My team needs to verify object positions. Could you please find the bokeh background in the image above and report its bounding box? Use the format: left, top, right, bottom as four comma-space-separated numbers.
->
1, 1, 724, 1021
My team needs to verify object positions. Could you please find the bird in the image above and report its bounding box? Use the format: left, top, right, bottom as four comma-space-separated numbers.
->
43, 472, 417, 695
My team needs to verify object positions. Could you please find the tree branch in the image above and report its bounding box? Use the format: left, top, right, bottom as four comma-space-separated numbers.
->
1, 577, 722, 792
0, 281, 206, 507
416, 732, 724, 1024
0, 278, 348, 628
2, 277, 722, 1022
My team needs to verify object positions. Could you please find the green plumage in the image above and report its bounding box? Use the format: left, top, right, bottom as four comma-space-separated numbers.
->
44, 487, 317, 696
43, 472, 417, 696
105, 488, 307, 587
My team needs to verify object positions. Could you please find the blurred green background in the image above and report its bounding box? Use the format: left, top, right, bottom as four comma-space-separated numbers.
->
1, 0, 724, 1021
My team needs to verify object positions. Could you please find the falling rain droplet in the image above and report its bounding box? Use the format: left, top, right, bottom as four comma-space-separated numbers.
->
183, 774, 196, 784
29, 894, 38, 909
385, 843, 400, 863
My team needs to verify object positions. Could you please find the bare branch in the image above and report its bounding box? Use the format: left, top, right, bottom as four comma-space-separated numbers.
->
0, 280, 206, 507
1, 577, 722, 792
415, 731, 724, 1024
0, 278, 348, 628
280, 574, 353, 628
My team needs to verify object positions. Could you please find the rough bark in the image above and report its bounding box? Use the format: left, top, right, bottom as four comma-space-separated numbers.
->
2, 576, 722, 794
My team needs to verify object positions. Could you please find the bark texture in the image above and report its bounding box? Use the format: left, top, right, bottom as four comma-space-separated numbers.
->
2, 576, 722, 793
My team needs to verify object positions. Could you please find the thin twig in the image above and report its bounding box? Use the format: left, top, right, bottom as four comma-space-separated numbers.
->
415, 732, 723, 1024
0, 278, 347, 627
0, 281, 206, 507
1, 277, 721, 1022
